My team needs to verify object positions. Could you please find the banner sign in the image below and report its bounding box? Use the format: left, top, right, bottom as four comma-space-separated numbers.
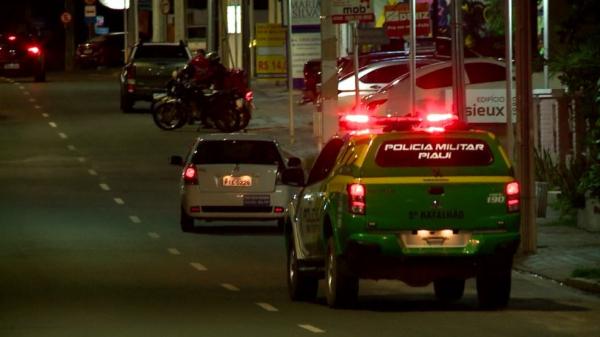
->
331, 0, 375, 24
384, 3, 430, 38
255, 23, 287, 76
446, 89, 517, 124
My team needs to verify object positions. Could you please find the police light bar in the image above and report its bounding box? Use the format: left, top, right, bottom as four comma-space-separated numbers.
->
425, 113, 457, 123
8, 35, 16, 41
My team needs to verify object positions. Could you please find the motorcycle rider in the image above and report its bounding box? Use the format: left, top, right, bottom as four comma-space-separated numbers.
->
184, 50, 227, 127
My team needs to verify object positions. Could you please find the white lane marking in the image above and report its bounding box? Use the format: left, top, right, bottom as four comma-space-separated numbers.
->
23, 91, 30, 95
77, 157, 86, 163
221, 283, 240, 292
29, 98, 36, 103
35, 105, 42, 110
67, 145, 76, 151
58, 132, 68, 139
88, 169, 98, 176
48, 122, 57, 128
298, 324, 325, 334
113, 197, 125, 205
99, 183, 111, 191
190, 262, 207, 271
167, 248, 181, 255
256, 302, 279, 312
147, 232, 160, 239
129, 215, 141, 223
41, 112, 49, 117
19, 86, 25, 90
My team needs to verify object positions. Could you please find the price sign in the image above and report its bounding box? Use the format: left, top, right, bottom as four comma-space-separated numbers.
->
256, 56, 287, 74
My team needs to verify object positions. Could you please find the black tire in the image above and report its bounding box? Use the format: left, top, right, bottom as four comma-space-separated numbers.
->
477, 259, 512, 309
277, 218, 285, 231
238, 106, 251, 130
180, 206, 194, 232
434, 278, 465, 302
213, 104, 242, 132
287, 235, 318, 301
34, 71, 46, 82
120, 94, 134, 113
325, 237, 358, 308
152, 102, 185, 130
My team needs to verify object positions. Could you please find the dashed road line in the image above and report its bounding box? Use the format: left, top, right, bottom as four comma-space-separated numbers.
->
167, 248, 181, 255
129, 215, 141, 223
298, 324, 325, 334
48, 122, 57, 128
147, 232, 160, 239
113, 197, 125, 205
99, 183, 111, 191
88, 169, 98, 176
19, 86, 24, 90
221, 283, 240, 292
23, 91, 30, 95
67, 145, 76, 151
34, 105, 42, 110
29, 98, 36, 103
190, 262, 207, 271
41, 112, 49, 117
58, 132, 68, 139
77, 157, 86, 163
256, 302, 279, 312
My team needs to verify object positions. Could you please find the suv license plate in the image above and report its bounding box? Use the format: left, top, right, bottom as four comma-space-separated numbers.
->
4, 63, 20, 70
222, 175, 252, 187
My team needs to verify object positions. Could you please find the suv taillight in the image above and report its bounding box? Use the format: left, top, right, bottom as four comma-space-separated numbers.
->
183, 164, 198, 185
347, 183, 366, 215
505, 181, 520, 212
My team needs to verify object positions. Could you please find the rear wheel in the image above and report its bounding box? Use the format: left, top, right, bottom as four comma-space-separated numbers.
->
180, 206, 194, 232
434, 278, 465, 302
287, 237, 318, 301
477, 258, 512, 309
325, 237, 358, 308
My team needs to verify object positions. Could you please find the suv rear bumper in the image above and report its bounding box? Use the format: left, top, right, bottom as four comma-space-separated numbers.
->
342, 232, 520, 285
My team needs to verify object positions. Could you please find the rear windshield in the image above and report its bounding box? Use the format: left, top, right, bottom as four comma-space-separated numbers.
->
375, 138, 494, 167
192, 140, 283, 166
134, 45, 188, 59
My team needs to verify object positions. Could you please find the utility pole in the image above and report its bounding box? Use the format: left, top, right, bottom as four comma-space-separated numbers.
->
451, 0, 466, 121
319, 0, 338, 146
64, 0, 75, 71
515, 0, 536, 254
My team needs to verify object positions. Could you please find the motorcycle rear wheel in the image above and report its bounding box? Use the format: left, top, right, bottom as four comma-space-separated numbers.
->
152, 102, 186, 131
213, 103, 243, 133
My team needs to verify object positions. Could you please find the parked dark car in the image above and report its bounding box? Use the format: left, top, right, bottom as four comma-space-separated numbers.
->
0, 33, 45, 82
75, 32, 125, 68
119, 41, 192, 112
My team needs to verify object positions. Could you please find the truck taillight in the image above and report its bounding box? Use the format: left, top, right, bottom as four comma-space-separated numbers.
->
347, 183, 366, 215
126, 65, 136, 93
27, 46, 41, 55
183, 164, 198, 185
505, 181, 520, 212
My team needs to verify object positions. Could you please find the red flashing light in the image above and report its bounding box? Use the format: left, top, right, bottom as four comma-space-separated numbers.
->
183, 165, 198, 185
8, 35, 16, 41
27, 46, 41, 55
505, 181, 520, 212
245, 91, 253, 102
342, 114, 370, 124
421, 126, 446, 133
347, 183, 366, 215
274, 207, 284, 213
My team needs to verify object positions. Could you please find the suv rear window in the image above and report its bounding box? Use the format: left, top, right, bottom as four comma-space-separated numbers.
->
375, 138, 494, 167
192, 140, 283, 166
134, 45, 188, 59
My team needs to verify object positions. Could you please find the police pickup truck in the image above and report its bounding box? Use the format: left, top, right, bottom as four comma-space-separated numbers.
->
282, 114, 520, 309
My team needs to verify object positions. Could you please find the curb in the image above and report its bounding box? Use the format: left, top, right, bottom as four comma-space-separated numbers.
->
563, 277, 600, 294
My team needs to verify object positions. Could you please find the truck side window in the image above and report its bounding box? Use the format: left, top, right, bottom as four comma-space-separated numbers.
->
306, 138, 345, 185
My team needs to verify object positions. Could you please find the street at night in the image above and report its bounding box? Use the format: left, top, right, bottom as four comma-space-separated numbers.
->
1, 71, 599, 336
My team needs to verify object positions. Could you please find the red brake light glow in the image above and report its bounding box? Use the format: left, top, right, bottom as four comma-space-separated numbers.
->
27, 46, 41, 55
347, 183, 366, 215
245, 90, 253, 102
343, 114, 370, 124
505, 181, 520, 212
183, 165, 198, 185
425, 113, 456, 123
8, 35, 16, 41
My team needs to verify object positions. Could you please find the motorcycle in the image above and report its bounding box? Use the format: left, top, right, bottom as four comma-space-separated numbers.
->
151, 67, 253, 132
